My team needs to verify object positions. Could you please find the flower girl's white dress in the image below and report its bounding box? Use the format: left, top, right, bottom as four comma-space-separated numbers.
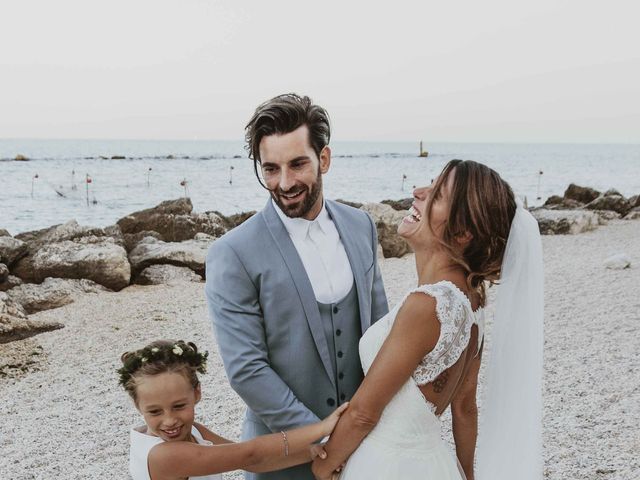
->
339, 281, 483, 480
130, 425, 222, 480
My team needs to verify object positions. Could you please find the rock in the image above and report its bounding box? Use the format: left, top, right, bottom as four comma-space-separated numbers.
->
603, 188, 622, 197
593, 210, 621, 225
0, 275, 22, 292
381, 198, 414, 211
0, 264, 8, 283
0, 236, 28, 267
117, 198, 227, 242
14, 154, 29, 161
6, 277, 108, 314
15, 220, 124, 251
623, 207, 640, 220
12, 237, 131, 291
564, 184, 600, 204
221, 211, 256, 230
0, 229, 10, 237
543, 195, 563, 206
123, 230, 164, 252
532, 209, 600, 235
128, 234, 214, 277
603, 254, 631, 270
134, 265, 203, 286
360, 203, 412, 258
335, 199, 363, 209
0, 293, 64, 344
376, 222, 413, 258
543, 196, 584, 210
585, 194, 631, 216
628, 195, 640, 208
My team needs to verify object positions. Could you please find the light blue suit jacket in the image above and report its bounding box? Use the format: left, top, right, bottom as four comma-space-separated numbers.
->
205, 199, 388, 479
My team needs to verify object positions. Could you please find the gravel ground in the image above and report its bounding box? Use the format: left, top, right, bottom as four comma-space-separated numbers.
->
1, 219, 639, 479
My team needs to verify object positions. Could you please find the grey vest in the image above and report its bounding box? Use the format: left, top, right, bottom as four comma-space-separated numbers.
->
317, 282, 363, 406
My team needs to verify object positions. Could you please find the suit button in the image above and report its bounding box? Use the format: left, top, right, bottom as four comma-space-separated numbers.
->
327, 398, 336, 407
337, 351, 343, 358
336, 329, 342, 336
340, 393, 346, 401
338, 372, 344, 380
333, 306, 339, 314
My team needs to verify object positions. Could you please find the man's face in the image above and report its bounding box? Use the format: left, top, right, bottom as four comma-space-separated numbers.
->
259, 125, 330, 220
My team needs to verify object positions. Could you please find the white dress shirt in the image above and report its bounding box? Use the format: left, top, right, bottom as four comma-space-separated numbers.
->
273, 200, 354, 304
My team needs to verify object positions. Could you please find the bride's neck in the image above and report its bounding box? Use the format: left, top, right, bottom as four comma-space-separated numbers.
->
414, 248, 464, 286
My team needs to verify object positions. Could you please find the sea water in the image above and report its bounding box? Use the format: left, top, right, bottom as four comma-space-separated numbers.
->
1, 139, 638, 234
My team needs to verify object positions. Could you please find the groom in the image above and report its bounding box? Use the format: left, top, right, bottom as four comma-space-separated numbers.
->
205, 93, 388, 480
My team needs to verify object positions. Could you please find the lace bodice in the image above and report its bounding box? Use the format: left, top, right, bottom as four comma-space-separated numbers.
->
409, 282, 484, 386
359, 280, 484, 415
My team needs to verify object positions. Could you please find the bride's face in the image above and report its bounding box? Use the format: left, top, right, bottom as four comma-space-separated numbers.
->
398, 172, 454, 248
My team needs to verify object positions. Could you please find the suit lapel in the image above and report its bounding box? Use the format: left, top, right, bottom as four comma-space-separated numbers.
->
325, 200, 370, 335
262, 200, 337, 389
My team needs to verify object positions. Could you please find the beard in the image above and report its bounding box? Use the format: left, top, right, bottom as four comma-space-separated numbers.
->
271, 167, 323, 219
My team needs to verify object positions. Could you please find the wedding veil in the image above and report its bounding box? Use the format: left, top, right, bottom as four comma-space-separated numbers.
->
476, 200, 544, 479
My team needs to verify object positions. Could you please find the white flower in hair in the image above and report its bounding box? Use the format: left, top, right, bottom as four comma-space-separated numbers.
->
173, 345, 183, 356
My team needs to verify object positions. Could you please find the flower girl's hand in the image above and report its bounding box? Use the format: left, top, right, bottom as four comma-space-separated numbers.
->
320, 402, 349, 436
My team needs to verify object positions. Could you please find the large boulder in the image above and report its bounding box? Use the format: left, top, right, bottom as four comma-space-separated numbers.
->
15, 220, 124, 250
532, 209, 600, 235
629, 195, 640, 208
128, 234, 214, 277
0, 293, 64, 344
543, 195, 583, 210
0, 229, 11, 237
0, 236, 28, 267
117, 198, 226, 242
585, 193, 631, 216
6, 277, 108, 314
381, 198, 414, 211
564, 184, 600, 204
12, 237, 131, 291
134, 264, 203, 286
360, 203, 412, 258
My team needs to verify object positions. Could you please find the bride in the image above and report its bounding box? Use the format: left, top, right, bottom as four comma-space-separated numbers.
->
311, 159, 543, 480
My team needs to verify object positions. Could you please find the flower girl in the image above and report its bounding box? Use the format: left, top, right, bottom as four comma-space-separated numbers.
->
119, 339, 345, 480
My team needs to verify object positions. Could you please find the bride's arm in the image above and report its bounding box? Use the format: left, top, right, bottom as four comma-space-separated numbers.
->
312, 293, 440, 479
451, 345, 482, 480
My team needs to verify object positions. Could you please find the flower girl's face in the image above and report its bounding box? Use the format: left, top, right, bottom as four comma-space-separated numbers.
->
136, 371, 201, 442
398, 173, 453, 246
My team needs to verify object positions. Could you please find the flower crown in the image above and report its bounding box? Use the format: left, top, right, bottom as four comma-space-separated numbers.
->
117, 340, 208, 387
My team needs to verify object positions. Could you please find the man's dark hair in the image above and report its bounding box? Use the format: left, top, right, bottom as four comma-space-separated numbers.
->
245, 93, 331, 187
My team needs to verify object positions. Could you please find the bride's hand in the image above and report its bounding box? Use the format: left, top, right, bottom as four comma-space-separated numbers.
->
319, 402, 349, 436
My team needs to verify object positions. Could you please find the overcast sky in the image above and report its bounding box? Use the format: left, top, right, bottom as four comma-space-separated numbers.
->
2, 0, 639, 143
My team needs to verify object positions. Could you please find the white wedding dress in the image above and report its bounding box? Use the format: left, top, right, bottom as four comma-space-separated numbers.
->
339, 280, 483, 480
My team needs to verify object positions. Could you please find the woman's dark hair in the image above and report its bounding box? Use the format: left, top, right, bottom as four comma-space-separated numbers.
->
245, 93, 331, 188
426, 160, 517, 305
118, 339, 208, 404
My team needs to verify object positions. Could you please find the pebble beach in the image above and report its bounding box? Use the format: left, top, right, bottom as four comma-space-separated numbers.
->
1, 218, 639, 480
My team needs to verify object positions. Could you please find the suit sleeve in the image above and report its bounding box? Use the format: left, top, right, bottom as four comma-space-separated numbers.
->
367, 213, 389, 324
205, 239, 321, 432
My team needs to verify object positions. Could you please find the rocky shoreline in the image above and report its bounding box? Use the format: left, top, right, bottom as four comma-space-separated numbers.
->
2, 184, 639, 347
